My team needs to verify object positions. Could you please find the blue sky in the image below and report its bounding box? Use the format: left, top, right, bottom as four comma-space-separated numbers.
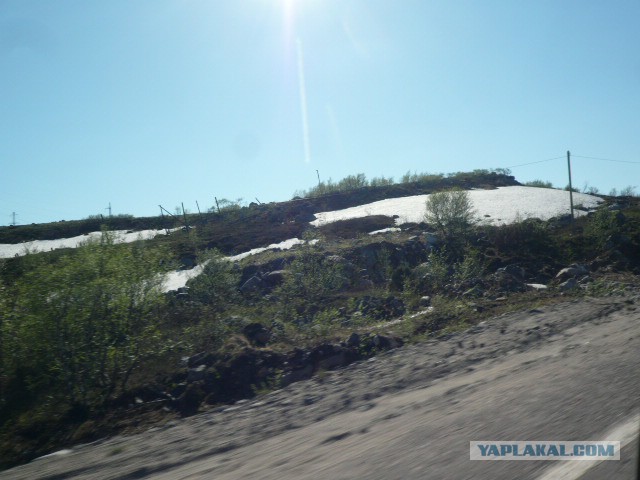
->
1, 0, 639, 225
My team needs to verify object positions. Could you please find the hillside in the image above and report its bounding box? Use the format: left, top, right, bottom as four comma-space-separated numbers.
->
1, 171, 639, 470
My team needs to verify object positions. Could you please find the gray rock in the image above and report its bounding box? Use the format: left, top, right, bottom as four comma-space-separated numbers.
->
187, 365, 206, 383
498, 264, 526, 280
419, 296, 432, 307
559, 278, 578, 291
239, 275, 264, 294
372, 334, 403, 350
186, 351, 208, 368
423, 232, 439, 247
262, 270, 285, 288
555, 264, 588, 281
346, 332, 361, 348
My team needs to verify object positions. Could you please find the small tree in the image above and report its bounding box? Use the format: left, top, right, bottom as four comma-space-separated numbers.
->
424, 189, 476, 241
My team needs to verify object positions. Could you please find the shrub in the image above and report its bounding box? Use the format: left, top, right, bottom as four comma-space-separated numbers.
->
584, 208, 622, 250
453, 246, 485, 285
619, 186, 637, 197
423, 248, 451, 292
1, 232, 169, 409
525, 180, 554, 189
186, 249, 240, 308
424, 189, 476, 241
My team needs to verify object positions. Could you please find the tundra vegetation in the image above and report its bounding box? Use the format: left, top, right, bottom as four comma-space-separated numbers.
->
0, 170, 639, 469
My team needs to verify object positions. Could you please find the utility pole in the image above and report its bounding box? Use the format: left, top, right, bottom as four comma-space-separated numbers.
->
11, 212, 17, 226
316, 169, 321, 185
181, 202, 190, 231
196, 200, 203, 223
106, 202, 112, 217
567, 151, 574, 220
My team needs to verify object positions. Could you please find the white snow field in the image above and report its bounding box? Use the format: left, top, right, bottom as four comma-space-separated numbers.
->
0, 229, 174, 259
311, 186, 603, 227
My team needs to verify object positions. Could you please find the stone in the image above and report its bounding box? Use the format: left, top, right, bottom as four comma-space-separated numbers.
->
187, 365, 206, 383
186, 351, 208, 368
174, 383, 204, 417
559, 278, 578, 291
555, 264, 588, 281
419, 296, 432, 307
346, 332, 361, 348
243, 323, 270, 347
498, 264, 526, 280
262, 270, 285, 288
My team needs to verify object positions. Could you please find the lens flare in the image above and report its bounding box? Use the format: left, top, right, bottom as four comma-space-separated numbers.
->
296, 38, 311, 164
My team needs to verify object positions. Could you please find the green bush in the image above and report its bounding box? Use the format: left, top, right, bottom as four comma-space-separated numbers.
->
424, 189, 476, 241
453, 246, 485, 284
524, 179, 554, 189
0, 232, 169, 410
423, 249, 451, 292
276, 243, 347, 321
584, 208, 622, 250
186, 249, 240, 308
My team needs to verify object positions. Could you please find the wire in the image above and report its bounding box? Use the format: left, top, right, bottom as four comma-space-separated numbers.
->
572, 155, 640, 164
505, 156, 565, 168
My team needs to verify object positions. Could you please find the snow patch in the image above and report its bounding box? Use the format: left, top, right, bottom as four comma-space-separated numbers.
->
0, 229, 175, 259
310, 186, 603, 227
369, 227, 401, 235
162, 237, 318, 292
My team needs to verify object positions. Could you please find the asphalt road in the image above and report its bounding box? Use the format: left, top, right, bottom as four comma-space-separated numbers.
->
3, 294, 639, 480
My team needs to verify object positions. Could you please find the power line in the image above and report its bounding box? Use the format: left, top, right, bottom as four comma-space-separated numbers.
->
505, 154, 640, 169
505, 156, 565, 169
572, 155, 640, 164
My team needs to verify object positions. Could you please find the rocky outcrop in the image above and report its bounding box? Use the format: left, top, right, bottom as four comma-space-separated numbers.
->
170, 331, 405, 416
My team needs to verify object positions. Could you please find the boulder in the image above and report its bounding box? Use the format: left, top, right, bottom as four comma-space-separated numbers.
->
186, 351, 213, 368
423, 232, 439, 247
179, 255, 197, 270
262, 270, 285, 288
187, 365, 206, 383
559, 278, 578, 291
372, 334, 404, 350
310, 343, 350, 370
555, 264, 588, 281
419, 296, 432, 307
497, 264, 526, 280
346, 332, 361, 348
491, 270, 525, 293
174, 383, 205, 417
